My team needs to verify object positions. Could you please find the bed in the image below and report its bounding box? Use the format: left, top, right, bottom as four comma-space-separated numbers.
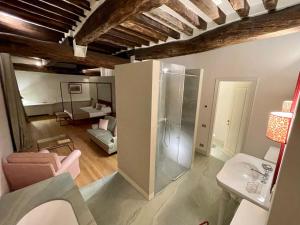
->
64, 100, 112, 120
60, 81, 114, 121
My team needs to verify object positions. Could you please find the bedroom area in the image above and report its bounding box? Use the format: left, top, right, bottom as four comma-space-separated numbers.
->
13, 56, 118, 187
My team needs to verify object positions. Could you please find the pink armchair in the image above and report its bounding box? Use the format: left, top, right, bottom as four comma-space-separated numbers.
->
3, 149, 81, 191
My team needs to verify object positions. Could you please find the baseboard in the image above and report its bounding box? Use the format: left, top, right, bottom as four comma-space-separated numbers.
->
212, 138, 224, 147
118, 169, 154, 200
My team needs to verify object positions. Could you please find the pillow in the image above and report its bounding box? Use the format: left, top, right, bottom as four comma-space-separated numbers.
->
104, 116, 116, 132
113, 125, 117, 137
99, 119, 109, 130
96, 103, 103, 110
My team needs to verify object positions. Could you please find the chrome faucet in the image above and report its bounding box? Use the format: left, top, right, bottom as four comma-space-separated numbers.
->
251, 164, 273, 184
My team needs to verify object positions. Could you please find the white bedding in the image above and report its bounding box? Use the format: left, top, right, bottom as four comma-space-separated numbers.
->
64, 105, 112, 120
80, 106, 111, 118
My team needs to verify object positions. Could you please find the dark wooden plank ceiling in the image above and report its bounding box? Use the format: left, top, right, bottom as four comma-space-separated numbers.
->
0, 0, 255, 49
0, 0, 287, 70
0, 12, 64, 42
148, 8, 194, 36
5, 0, 80, 23
74, 0, 170, 45
0, 33, 128, 68
124, 4, 300, 59
0, 0, 88, 43
0, 3, 71, 33
189, 0, 226, 25
165, 0, 207, 30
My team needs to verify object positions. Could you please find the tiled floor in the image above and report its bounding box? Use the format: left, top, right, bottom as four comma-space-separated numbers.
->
210, 145, 232, 162
80, 153, 238, 225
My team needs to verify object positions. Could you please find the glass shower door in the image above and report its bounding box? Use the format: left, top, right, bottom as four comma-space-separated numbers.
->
155, 65, 186, 193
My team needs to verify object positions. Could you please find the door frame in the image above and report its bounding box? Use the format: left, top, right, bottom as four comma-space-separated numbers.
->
207, 77, 258, 157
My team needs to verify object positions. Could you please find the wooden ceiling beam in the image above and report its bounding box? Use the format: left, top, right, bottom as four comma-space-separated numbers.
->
97, 34, 139, 48
190, 0, 226, 25
148, 8, 193, 36
2, 0, 79, 25
100, 29, 142, 47
121, 21, 168, 42
132, 14, 180, 39
75, 0, 169, 45
92, 41, 127, 50
115, 26, 159, 43
42, 0, 85, 17
0, 17, 63, 42
128, 4, 300, 59
0, 3, 71, 32
0, 33, 128, 69
263, 0, 278, 11
108, 29, 150, 46
84, 71, 102, 77
228, 0, 250, 17
13, 63, 85, 75
165, 0, 207, 30
88, 43, 122, 54
65, 0, 90, 10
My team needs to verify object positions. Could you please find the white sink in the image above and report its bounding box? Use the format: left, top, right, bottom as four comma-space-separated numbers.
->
230, 161, 260, 181
217, 153, 275, 209
17, 200, 79, 225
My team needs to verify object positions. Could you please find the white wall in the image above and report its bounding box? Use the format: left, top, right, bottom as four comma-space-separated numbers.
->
15, 71, 91, 104
115, 61, 160, 200
0, 81, 14, 196
161, 32, 300, 159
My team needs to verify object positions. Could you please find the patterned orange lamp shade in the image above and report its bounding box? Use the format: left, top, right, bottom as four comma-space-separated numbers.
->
266, 112, 293, 144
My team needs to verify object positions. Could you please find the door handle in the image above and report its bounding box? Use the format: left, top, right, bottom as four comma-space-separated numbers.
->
226, 120, 230, 125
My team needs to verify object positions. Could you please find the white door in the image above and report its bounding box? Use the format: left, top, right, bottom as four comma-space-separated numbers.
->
223, 82, 253, 156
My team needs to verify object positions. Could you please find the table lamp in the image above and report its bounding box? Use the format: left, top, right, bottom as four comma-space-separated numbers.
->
266, 111, 293, 186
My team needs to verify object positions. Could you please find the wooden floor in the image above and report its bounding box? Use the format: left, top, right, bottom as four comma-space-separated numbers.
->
27, 116, 118, 187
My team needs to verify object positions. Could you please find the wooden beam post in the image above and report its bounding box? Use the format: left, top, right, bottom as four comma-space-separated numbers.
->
228, 0, 250, 18
263, 0, 278, 11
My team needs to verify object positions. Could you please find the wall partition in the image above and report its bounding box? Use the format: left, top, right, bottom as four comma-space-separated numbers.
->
115, 60, 201, 199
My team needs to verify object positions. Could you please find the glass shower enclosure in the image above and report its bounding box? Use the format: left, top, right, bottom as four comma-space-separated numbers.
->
155, 63, 200, 193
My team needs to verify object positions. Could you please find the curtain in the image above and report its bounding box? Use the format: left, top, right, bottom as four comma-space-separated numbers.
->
0, 53, 32, 152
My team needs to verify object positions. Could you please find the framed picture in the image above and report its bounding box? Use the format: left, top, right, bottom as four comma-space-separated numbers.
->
69, 84, 82, 94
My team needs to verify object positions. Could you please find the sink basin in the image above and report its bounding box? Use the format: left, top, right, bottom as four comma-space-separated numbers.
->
230, 161, 260, 181
17, 200, 79, 225
217, 153, 275, 209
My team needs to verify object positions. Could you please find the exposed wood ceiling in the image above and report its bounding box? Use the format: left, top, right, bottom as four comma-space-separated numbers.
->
0, 0, 300, 70
0, 33, 128, 69
123, 4, 300, 59
13, 63, 102, 76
